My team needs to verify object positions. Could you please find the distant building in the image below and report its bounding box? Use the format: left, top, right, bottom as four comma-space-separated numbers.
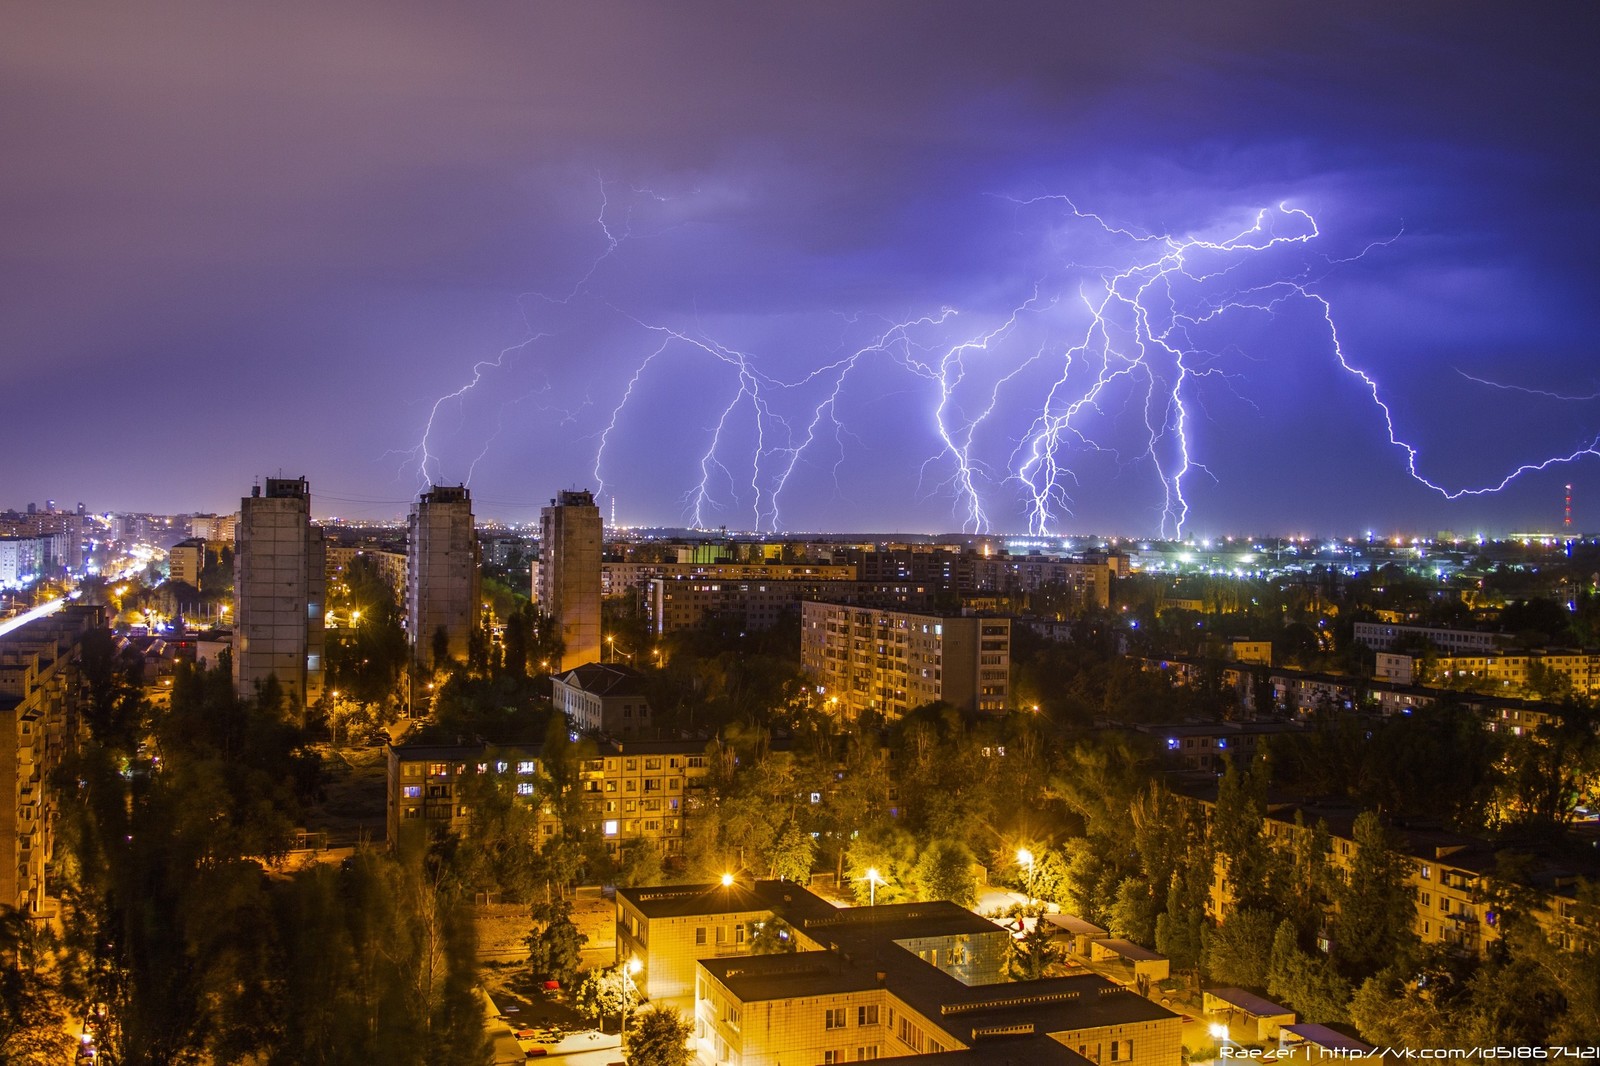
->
800, 602, 1010, 719
386, 741, 543, 848
538, 489, 602, 671
233, 477, 325, 706
167, 537, 206, 588
0, 538, 47, 589
407, 485, 480, 668
646, 575, 934, 634
0, 605, 101, 917
1352, 622, 1507, 654
552, 662, 654, 737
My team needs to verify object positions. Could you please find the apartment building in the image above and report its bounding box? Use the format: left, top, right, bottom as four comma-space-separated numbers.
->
386, 737, 711, 857
647, 577, 934, 635
538, 490, 603, 672
800, 602, 1010, 719
0, 605, 100, 916
233, 476, 325, 705
407, 485, 480, 667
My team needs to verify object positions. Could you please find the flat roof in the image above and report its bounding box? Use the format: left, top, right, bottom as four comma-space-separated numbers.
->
700, 954, 881, 1002
1206, 987, 1294, 1019
1280, 1023, 1374, 1052
1093, 939, 1165, 963
618, 883, 773, 919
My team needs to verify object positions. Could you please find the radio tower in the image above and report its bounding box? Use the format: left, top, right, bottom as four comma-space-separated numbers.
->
1564, 483, 1573, 530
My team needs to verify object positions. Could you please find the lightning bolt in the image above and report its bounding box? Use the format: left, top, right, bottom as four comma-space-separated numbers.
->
415, 187, 1600, 534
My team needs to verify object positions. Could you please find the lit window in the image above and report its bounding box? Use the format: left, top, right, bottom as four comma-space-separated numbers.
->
604, 820, 619, 836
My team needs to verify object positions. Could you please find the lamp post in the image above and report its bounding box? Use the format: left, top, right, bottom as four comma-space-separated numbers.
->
1209, 1022, 1231, 1061
1016, 848, 1035, 906
865, 867, 882, 907
620, 956, 642, 1050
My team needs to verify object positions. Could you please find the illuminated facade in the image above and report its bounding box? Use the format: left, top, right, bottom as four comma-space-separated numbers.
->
801, 602, 1010, 719
407, 485, 480, 668
614, 881, 1183, 1066
0, 605, 100, 917
538, 489, 602, 671
233, 476, 325, 706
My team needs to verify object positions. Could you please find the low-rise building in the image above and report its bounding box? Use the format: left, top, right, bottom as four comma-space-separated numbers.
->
553, 663, 655, 738
615, 881, 1184, 1066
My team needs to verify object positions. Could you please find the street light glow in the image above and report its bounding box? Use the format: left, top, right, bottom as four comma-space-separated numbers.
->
720, 872, 734, 887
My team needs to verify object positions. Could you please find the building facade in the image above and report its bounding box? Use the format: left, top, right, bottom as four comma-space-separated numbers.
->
552, 662, 654, 738
407, 485, 480, 668
0, 605, 100, 917
538, 490, 602, 672
233, 476, 325, 706
800, 602, 1010, 719
614, 881, 1183, 1066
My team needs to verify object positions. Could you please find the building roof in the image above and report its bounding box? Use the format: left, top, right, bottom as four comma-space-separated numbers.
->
692, 883, 1180, 1044
556, 662, 649, 697
1280, 1023, 1374, 1051
1044, 914, 1106, 938
618, 882, 774, 920
1205, 987, 1294, 1019
699, 953, 882, 1002
877, 1032, 1093, 1066
1092, 939, 1164, 963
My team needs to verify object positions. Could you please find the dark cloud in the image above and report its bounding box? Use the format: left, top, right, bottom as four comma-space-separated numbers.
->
3, 2, 1598, 533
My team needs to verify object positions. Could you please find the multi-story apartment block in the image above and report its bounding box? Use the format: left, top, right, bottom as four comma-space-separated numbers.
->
233, 477, 325, 706
1352, 622, 1507, 654
577, 740, 710, 856
0, 605, 100, 917
1181, 790, 1599, 962
325, 546, 407, 610
552, 662, 655, 738
615, 881, 1183, 1065
386, 737, 710, 857
386, 741, 544, 847
538, 490, 602, 671
607, 561, 857, 597
647, 577, 934, 635
167, 537, 206, 587
800, 602, 1010, 719
187, 513, 237, 544
407, 485, 480, 668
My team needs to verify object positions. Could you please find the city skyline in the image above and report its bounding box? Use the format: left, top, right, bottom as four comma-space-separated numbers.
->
6, 4, 1599, 535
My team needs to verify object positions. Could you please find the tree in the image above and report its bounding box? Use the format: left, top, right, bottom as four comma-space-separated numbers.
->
1204, 908, 1276, 989
913, 839, 979, 907
0, 907, 75, 1065
1268, 919, 1350, 1024
575, 965, 629, 1027
1331, 812, 1416, 979
1008, 914, 1061, 980
626, 1005, 692, 1066
525, 899, 587, 987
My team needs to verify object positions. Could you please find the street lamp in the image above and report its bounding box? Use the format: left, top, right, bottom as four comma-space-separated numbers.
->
1016, 848, 1035, 906
1209, 1022, 1231, 1059
621, 956, 642, 1050
865, 867, 882, 906
720, 872, 734, 888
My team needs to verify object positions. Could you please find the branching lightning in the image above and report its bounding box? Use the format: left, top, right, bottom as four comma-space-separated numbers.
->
409, 187, 1600, 533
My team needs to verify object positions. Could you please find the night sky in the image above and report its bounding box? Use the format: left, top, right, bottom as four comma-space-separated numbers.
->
6, 3, 1598, 536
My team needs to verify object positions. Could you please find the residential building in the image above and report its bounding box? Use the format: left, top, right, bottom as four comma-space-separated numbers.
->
552, 662, 654, 738
386, 741, 544, 847
407, 485, 480, 667
800, 602, 1010, 719
647, 577, 934, 635
538, 489, 602, 671
233, 476, 325, 706
385, 737, 711, 856
326, 546, 407, 610
168, 537, 206, 587
1352, 622, 1507, 654
613, 880, 1183, 1065
0, 605, 101, 917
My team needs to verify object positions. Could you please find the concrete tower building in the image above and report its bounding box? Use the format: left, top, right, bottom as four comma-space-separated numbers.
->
233, 477, 325, 706
408, 485, 480, 669
538, 489, 602, 671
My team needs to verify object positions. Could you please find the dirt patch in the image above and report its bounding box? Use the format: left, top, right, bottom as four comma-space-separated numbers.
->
302, 746, 388, 847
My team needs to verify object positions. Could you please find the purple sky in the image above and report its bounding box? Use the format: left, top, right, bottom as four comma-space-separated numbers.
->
6, 3, 1598, 536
